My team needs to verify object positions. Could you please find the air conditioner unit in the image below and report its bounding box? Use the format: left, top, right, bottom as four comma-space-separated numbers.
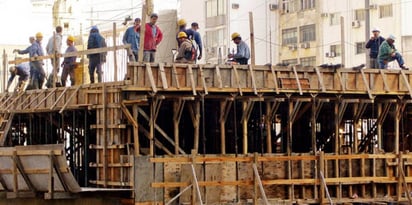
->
369, 4, 378, 10
232, 3, 239, 9
301, 42, 310, 49
326, 52, 336, 58
288, 44, 297, 51
321, 13, 329, 17
352, 20, 360, 28
269, 4, 278, 11
325, 52, 330, 57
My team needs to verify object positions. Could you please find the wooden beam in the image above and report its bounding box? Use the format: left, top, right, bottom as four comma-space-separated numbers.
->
219, 99, 233, 154
158, 63, 169, 89
400, 70, 412, 98
335, 70, 346, 91
215, 65, 223, 88
188, 101, 200, 153
112, 23, 118, 81
379, 69, 390, 92
172, 64, 180, 88
249, 12, 255, 66
248, 65, 258, 95
359, 68, 373, 99
145, 63, 157, 93
173, 99, 185, 154
12, 152, 37, 193
198, 65, 208, 94
314, 67, 326, 92
292, 66, 303, 95
232, 65, 243, 96
187, 64, 197, 96
138, 126, 172, 155
59, 85, 81, 113
49, 86, 70, 110
270, 65, 280, 94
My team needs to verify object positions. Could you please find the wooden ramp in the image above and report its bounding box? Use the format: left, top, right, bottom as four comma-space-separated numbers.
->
0, 145, 81, 199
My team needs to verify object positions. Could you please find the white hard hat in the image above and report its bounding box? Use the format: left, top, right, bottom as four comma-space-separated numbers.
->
372, 27, 380, 32
387, 34, 396, 40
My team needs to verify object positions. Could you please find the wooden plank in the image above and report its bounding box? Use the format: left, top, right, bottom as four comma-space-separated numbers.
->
198, 65, 208, 94
12, 152, 36, 192
314, 67, 326, 92
232, 65, 243, 96
248, 65, 258, 94
215, 65, 223, 88
171, 64, 180, 88
400, 70, 412, 98
158, 63, 169, 89
187, 64, 197, 96
270, 65, 280, 94
292, 66, 303, 95
335, 69, 346, 91
49, 86, 69, 110
359, 68, 373, 99
58, 85, 81, 113
145, 63, 157, 93
379, 69, 390, 92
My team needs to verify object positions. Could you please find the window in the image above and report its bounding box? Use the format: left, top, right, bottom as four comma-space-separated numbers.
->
379, 4, 392, 18
282, 58, 298, 66
300, 0, 315, 10
354, 9, 365, 21
282, 28, 298, 45
330, 44, 341, 57
300, 24, 316, 42
300, 56, 316, 66
330, 13, 340, 25
356, 42, 366, 54
206, 0, 226, 18
282, 0, 296, 13
206, 28, 226, 48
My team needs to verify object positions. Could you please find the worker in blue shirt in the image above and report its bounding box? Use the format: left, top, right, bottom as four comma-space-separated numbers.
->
365, 27, 385, 68
187, 22, 203, 61
123, 18, 141, 61
87, 26, 105, 83
7, 63, 30, 92
228, 32, 250, 65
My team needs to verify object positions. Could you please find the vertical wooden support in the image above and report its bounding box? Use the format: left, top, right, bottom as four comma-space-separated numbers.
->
249, 12, 255, 66
253, 153, 258, 205
319, 152, 325, 204
102, 84, 108, 187
215, 66, 223, 89
334, 101, 339, 154
311, 96, 317, 152
377, 103, 382, 150
2, 49, 7, 92
158, 63, 169, 89
150, 97, 155, 156
220, 100, 227, 154
113, 23, 118, 81
265, 101, 272, 153
395, 103, 400, 154
187, 64, 197, 96
287, 100, 293, 156
242, 101, 248, 154
133, 105, 140, 156
188, 100, 200, 153
48, 151, 54, 199
361, 157, 366, 197
12, 151, 18, 195
353, 104, 359, 153
173, 99, 185, 154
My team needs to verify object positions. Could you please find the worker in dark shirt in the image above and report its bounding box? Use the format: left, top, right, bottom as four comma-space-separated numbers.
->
7, 63, 30, 92
365, 27, 385, 68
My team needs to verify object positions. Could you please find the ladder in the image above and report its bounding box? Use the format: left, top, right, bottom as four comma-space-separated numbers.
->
0, 112, 15, 146
358, 122, 378, 152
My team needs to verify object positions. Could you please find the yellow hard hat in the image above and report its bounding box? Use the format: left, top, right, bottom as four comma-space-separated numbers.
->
67, 35, 75, 42
178, 31, 187, 38
231, 32, 240, 40
9, 66, 16, 73
178, 19, 187, 26
35, 32, 43, 38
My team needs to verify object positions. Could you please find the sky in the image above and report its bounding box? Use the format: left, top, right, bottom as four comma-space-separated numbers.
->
0, 0, 177, 45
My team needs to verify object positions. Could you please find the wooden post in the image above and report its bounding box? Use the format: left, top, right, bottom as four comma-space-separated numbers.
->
353, 103, 359, 153
253, 153, 258, 205
102, 84, 108, 187
377, 103, 382, 149
150, 97, 155, 156
220, 100, 227, 154
113, 23, 118, 81
311, 96, 317, 152
266, 101, 272, 153
319, 152, 325, 204
173, 100, 182, 155
395, 103, 400, 154
3, 49, 7, 92
249, 12, 255, 66
133, 104, 140, 156
334, 101, 339, 154
340, 16, 345, 68
242, 101, 248, 154
138, 5, 147, 63
287, 100, 293, 155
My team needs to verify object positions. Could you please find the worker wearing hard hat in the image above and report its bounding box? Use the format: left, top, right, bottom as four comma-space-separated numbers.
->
228, 32, 250, 65
377, 34, 408, 70
45, 26, 63, 88
7, 63, 31, 92
61, 35, 78, 87
176, 19, 194, 47
175, 32, 194, 63
365, 27, 385, 68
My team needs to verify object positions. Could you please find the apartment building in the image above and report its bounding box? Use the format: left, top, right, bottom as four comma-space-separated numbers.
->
279, 0, 412, 68
178, 0, 279, 65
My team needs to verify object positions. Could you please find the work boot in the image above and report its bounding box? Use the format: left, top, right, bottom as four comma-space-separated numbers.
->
400, 64, 409, 70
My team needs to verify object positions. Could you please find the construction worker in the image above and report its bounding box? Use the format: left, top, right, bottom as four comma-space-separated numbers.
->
365, 27, 385, 68
377, 34, 408, 70
18, 32, 46, 89
45, 26, 63, 88
188, 22, 203, 61
123, 18, 141, 61
176, 19, 194, 47
228, 32, 250, 65
7, 63, 30, 92
87, 26, 105, 83
175, 32, 194, 63
61, 35, 77, 87
13, 36, 36, 89
143, 13, 163, 62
